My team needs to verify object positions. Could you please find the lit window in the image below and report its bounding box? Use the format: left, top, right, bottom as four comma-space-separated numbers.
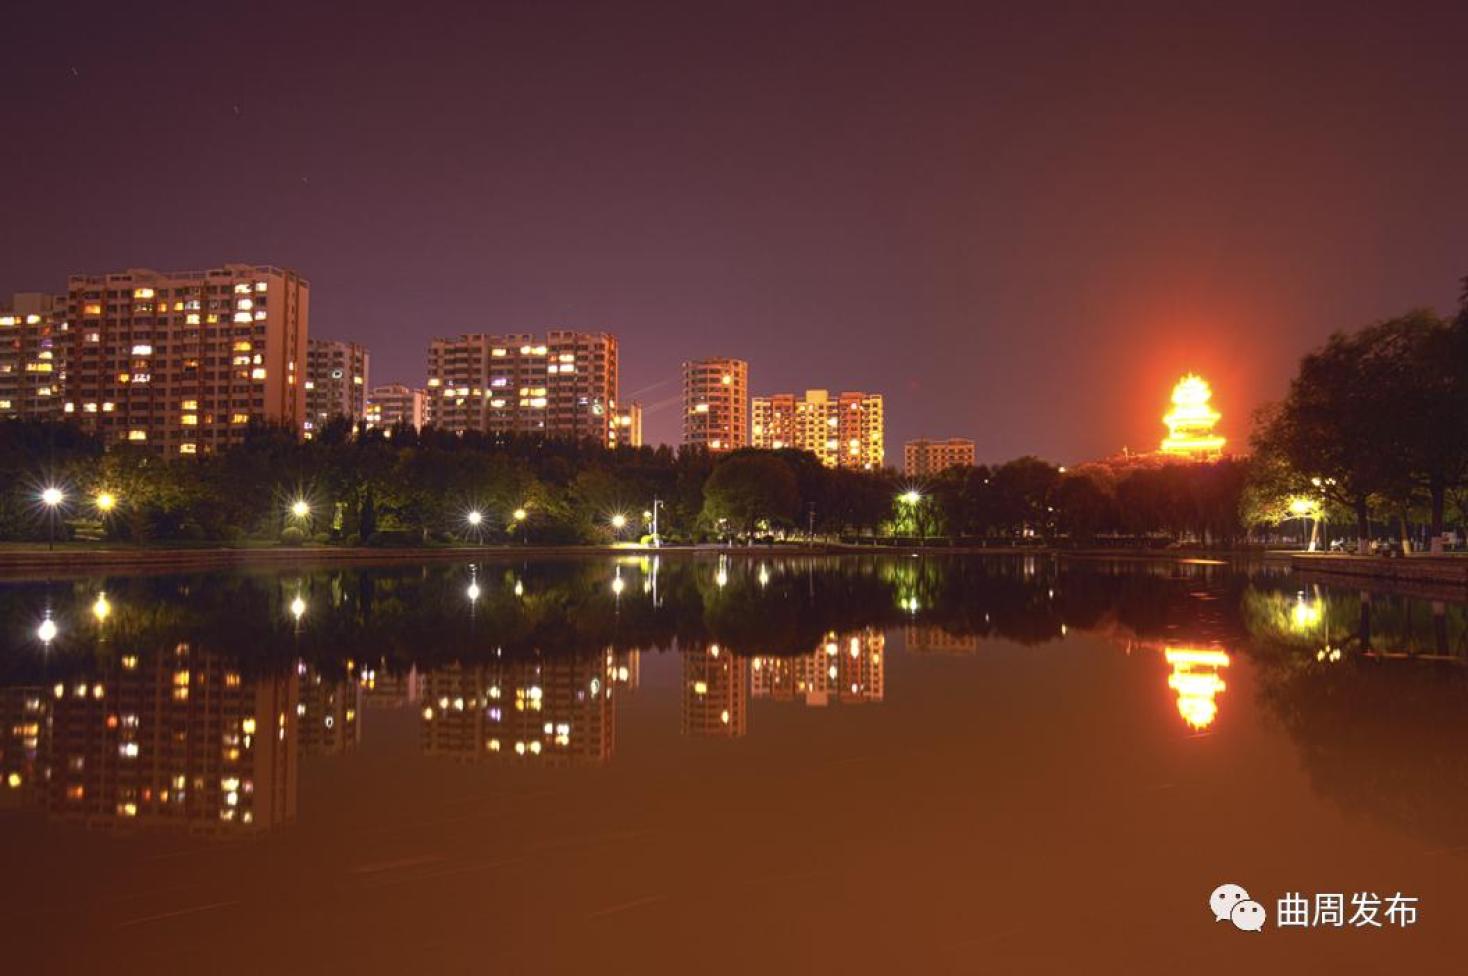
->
231, 413, 249, 424
234, 283, 252, 294
233, 312, 252, 323
133, 287, 154, 299
128, 430, 147, 441
83, 303, 102, 315
179, 443, 197, 455
131, 344, 152, 356
251, 368, 266, 380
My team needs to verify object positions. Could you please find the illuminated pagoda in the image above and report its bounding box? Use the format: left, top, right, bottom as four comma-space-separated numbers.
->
1159, 374, 1226, 460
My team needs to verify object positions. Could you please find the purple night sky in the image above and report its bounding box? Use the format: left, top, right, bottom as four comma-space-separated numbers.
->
5, 0, 1467, 460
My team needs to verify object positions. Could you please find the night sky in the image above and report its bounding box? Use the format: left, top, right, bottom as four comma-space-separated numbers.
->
5, 1, 1467, 460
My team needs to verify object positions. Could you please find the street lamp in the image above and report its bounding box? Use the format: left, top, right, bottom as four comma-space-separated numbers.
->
95, 491, 117, 514
290, 499, 311, 520
467, 510, 483, 527
1288, 496, 1317, 551
37, 614, 57, 645
611, 513, 627, 530
40, 487, 64, 550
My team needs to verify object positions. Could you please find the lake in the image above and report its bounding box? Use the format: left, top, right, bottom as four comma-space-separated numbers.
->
2, 554, 1466, 974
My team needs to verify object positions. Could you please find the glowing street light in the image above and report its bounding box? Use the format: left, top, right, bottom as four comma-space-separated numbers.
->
466, 510, 483, 527
92, 592, 112, 623
512, 507, 528, 522
40, 487, 64, 550
37, 615, 58, 645
899, 490, 923, 505
95, 491, 117, 514
290, 499, 311, 520
289, 595, 307, 621
466, 580, 481, 602
610, 513, 627, 530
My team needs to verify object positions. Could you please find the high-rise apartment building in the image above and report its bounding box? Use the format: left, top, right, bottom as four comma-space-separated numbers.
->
682, 357, 748, 451
0, 293, 67, 420
425, 331, 618, 441
904, 438, 975, 477
751, 389, 884, 470
304, 338, 368, 435
62, 264, 309, 455
611, 401, 643, 448
365, 383, 427, 432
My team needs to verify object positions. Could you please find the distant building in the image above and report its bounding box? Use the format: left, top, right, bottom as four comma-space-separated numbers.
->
365, 383, 427, 432
751, 388, 884, 470
611, 401, 643, 448
425, 331, 618, 441
904, 437, 975, 477
304, 338, 368, 435
62, 264, 309, 454
682, 357, 748, 451
0, 293, 67, 420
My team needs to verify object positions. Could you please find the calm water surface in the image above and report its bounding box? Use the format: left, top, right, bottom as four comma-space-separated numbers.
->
2, 554, 1466, 974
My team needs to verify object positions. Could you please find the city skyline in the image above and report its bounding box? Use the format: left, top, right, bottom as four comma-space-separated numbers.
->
7, 3, 1467, 461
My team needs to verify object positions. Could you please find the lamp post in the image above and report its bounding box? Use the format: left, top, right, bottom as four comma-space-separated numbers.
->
40, 487, 64, 551
512, 506, 528, 544
650, 498, 662, 548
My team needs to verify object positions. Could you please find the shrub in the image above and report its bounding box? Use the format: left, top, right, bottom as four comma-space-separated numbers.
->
279, 525, 306, 545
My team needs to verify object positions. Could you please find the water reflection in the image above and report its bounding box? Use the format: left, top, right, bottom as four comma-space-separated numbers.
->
419, 653, 621, 764
21, 646, 299, 833
1162, 646, 1231, 730
0, 555, 1465, 849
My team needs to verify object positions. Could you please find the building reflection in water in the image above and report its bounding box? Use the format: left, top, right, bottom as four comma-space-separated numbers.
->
36, 645, 300, 833
682, 643, 748, 737
297, 662, 361, 757
750, 629, 886, 707
418, 649, 631, 765
903, 625, 980, 656
359, 665, 421, 709
1163, 646, 1231, 731
1, 687, 47, 809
